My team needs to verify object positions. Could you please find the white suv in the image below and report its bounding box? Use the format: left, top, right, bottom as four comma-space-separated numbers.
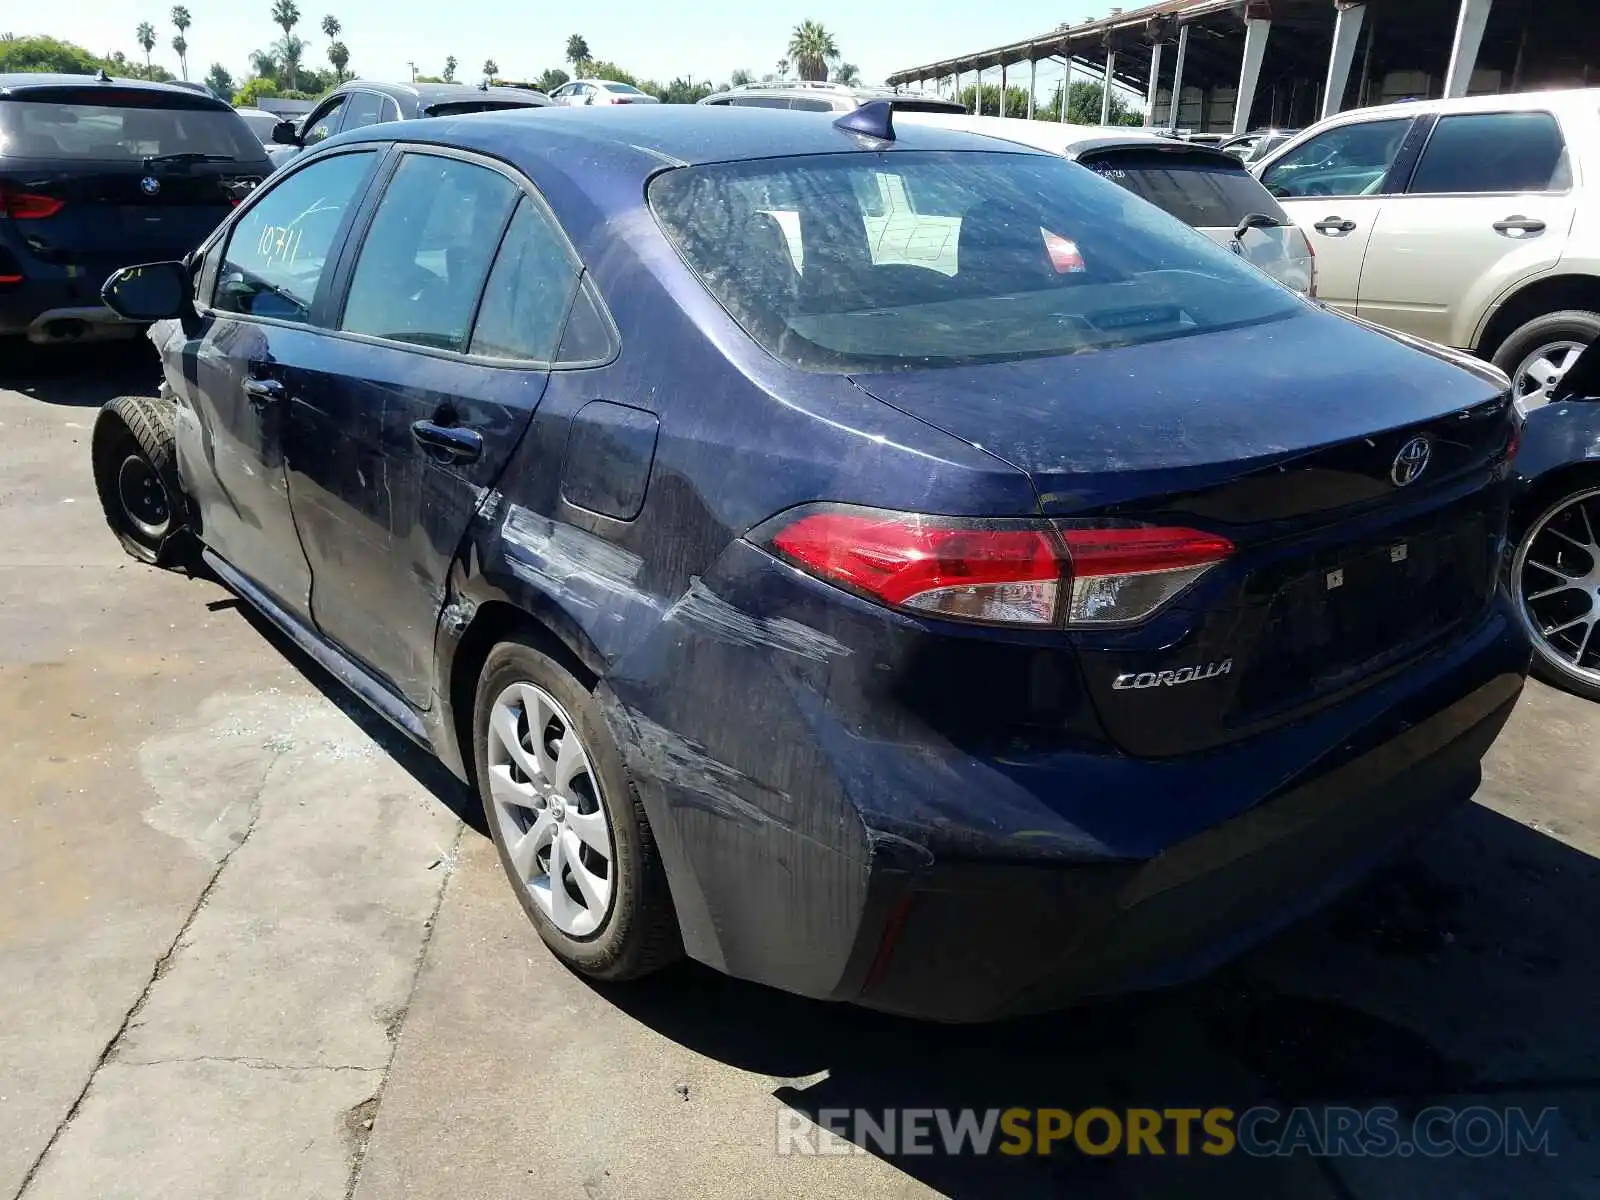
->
1254, 88, 1600, 411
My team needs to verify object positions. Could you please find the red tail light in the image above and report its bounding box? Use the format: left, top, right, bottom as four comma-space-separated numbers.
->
761, 505, 1232, 628
0, 182, 64, 220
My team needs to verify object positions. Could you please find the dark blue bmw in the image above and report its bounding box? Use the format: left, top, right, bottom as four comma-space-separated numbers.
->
94, 104, 1530, 1021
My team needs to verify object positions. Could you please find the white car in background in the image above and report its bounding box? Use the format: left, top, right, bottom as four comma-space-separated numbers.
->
547, 79, 659, 106
1253, 88, 1600, 412
894, 113, 1316, 296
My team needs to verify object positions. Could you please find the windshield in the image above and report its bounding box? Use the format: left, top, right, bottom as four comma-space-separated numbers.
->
1077, 147, 1288, 229
650, 150, 1301, 373
0, 97, 259, 161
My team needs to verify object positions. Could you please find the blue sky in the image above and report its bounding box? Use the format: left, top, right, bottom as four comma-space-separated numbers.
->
31, 0, 1108, 93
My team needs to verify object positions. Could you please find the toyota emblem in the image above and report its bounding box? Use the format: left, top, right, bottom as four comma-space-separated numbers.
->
1391, 436, 1432, 487
140, 176, 161, 196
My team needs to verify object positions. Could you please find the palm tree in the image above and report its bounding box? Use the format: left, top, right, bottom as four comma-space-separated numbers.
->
135, 22, 157, 73
482, 59, 498, 82
170, 8, 191, 79
729, 68, 753, 87
565, 34, 590, 76
833, 62, 860, 86
249, 48, 279, 79
320, 13, 340, 40
775, 58, 788, 78
442, 55, 457, 82
270, 0, 302, 88
275, 34, 305, 91
787, 21, 839, 83
328, 40, 349, 83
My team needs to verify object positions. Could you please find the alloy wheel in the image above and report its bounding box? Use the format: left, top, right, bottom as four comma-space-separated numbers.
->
116, 453, 172, 540
484, 682, 614, 937
1514, 487, 1600, 690
1512, 339, 1588, 414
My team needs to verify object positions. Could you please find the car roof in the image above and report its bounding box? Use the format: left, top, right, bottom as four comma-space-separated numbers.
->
0, 72, 233, 110
1336, 86, 1600, 121
330, 103, 1051, 171
894, 112, 1231, 159
699, 80, 959, 108
336, 79, 550, 106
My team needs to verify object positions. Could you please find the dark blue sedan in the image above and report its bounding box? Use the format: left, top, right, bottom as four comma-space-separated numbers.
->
93, 104, 1530, 1021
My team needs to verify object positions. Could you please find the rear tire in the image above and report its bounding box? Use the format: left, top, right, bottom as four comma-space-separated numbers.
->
91, 394, 195, 568
472, 634, 682, 980
1492, 310, 1600, 414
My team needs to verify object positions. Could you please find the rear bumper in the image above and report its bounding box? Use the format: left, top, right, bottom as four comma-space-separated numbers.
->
0, 283, 141, 343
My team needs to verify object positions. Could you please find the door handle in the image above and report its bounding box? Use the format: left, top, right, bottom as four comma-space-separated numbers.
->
242, 376, 284, 409
411, 419, 483, 463
1313, 216, 1358, 235
1493, 216, 1547, 237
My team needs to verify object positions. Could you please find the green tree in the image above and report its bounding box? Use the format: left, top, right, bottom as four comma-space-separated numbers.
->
832, 62, 860, 86
205, 62, 236, 101
565, 34, 590, 76
169, 7, 191, 79
728, 67, 752, 87
274, 34, 306, 91
959, 83, 1030, 117
536, 67, 568, 93
442, 54, 457, 83
270, 0, 302, 88
0, 35, 104, 74
320, 13, 339, 39
775, 58, 788, 78
654, 75, 711, 104
135, 21, 157, 71
234, 76, 280, 107
1039, 80, 1138, 125
328, 40, 349, 82
583, 60, 636, 87
482, 58, 498, 81
787, 20, 838, 83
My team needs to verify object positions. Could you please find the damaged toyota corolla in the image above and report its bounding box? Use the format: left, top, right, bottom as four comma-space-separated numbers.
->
92, 103, 1530, 1021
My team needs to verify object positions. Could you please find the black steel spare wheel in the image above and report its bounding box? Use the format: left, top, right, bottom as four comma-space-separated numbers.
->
91, 394, 193, 568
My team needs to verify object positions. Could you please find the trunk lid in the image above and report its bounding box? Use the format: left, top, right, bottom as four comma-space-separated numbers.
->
850, 311, 1515, 757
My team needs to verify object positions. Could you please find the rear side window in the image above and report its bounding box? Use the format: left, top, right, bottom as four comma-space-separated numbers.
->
1080, 148, 1287, 229
469, 198, 581, 361
214, 150, 376, 323
301, 98, 346, 146
1408, 112, 1570, 194
651, 150, 1298, 373
0, 97, 258, 161
340, 154, 519, 351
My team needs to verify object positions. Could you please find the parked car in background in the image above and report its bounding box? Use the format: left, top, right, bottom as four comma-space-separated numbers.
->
92, 103, 1526, 1021
547, 79, 659, 106
1508, 339, 1600, 701
0, 72, 270, 345
277, 80, 552, 165
1221, 127, 1300, 163
699, 79, 964, 114
1254, 89, 1600, 410
233, 106, 300, 170
899, 112, 1315, 295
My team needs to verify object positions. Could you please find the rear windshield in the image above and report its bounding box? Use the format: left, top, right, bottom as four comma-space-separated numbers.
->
0, 97, 260, 161
605, 83, 646, 95
1077, 147, 1288, 229
649, 150, 1300, 373
426, 100, 538, 117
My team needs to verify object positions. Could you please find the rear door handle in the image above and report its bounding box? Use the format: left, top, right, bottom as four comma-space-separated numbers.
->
242, 376, 284, 409
411, 419, 483, 463
1313, 216, 1358, 235
1493, 216, 1546, 237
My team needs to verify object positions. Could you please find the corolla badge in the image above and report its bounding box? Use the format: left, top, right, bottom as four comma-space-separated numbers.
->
1113, 659, 1233, 691
1391, 436, 1432, 487
140, 176, 161, 196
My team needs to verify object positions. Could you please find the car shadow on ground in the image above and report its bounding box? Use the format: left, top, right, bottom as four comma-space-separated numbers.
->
0, 339, 159, 407
591, 803, 1600, 1197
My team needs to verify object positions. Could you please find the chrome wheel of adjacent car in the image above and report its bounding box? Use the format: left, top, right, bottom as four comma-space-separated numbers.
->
1511, 339, 1588, 414
484, 681, 615, 937
1514, 486, 1600, 697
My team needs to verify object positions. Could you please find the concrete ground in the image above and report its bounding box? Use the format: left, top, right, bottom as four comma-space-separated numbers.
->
4, 343, 1599, 1200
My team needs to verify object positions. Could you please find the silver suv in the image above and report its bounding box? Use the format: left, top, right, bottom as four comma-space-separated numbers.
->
698, 80, 963, 115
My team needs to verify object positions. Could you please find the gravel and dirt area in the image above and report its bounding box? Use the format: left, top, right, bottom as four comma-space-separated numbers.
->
4, 343, 1599, 1199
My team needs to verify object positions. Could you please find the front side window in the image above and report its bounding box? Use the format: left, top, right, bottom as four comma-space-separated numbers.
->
651, 150, 1300, 373
1260, 118, 1411, 199
340, 91, 386, 131
1408, 112, 1570, 194
340, 153, 519, 351
469, 198, 581, 360
302, 98, 346, 145
0, 96, 259, 161
1080, 148, 1289, 230
214, 151, 375, 323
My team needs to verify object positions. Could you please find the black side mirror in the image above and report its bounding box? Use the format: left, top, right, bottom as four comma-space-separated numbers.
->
102, 261, 190, 321
271, 119, 300, 146
1234, 212, 1283, 241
